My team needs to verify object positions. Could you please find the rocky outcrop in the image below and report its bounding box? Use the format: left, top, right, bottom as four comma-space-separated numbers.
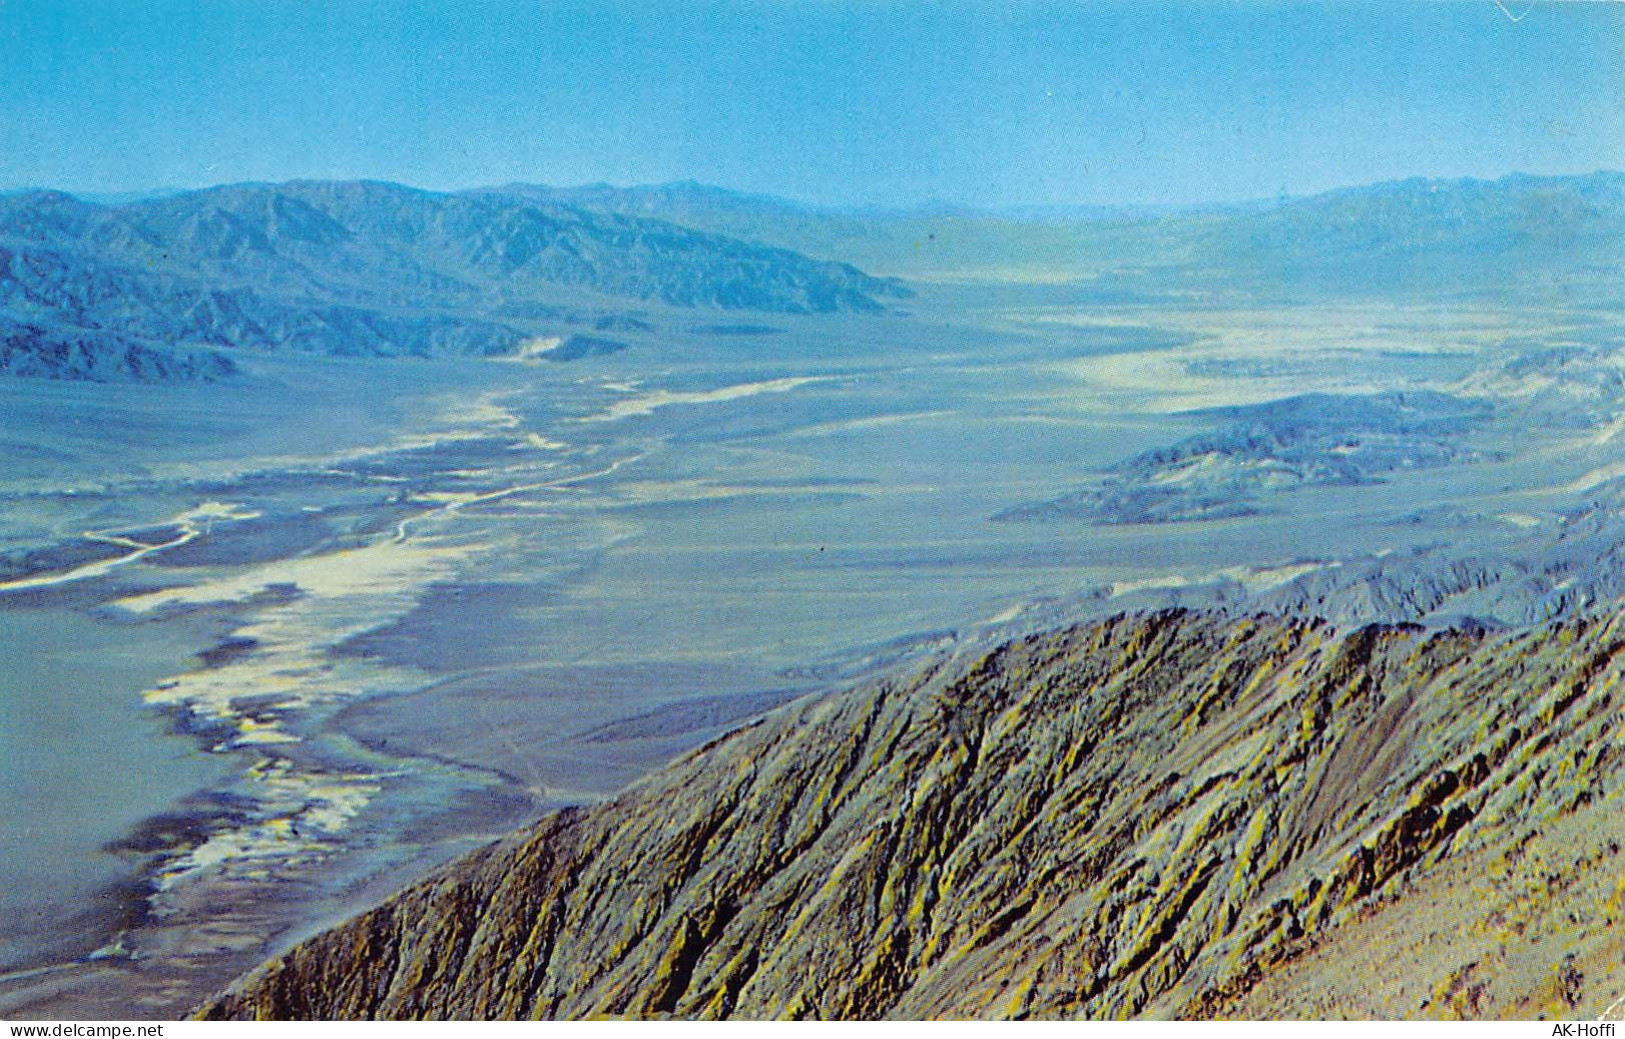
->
199, 608, 1625, 1019
995, 391, 1496, 525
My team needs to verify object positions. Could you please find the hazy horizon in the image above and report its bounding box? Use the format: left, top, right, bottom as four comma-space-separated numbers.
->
4, 0, 1622, 210
7, 163, 1625, 217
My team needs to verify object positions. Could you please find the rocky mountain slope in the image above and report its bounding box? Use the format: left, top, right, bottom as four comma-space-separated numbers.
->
0, 314, 237, 383
199, 607, 1625, 1019
0, 181, 910, 378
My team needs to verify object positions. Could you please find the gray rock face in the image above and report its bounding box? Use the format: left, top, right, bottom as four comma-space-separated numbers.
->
198, 607, 1625, 1019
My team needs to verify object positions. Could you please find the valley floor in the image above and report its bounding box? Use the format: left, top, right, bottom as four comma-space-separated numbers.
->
3, 288, 1625, 1017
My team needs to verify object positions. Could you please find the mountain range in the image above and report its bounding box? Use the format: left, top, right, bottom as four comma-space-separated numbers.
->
0, 181, 911, 380
493, 172, 1625, 298
2, 171, 1620, 382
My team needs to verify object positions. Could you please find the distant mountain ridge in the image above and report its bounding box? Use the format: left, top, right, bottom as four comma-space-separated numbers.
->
1188, 171, 1625, 297
486, 170, 1625, 230
4, 171, 1619, 382
478, 178, 1278, 223
0, 180, 911, 380
476, 179, 819, 222
486, 171, 1625, 295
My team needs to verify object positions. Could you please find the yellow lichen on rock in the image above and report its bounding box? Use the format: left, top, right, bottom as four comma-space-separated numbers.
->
196, 609, 1625, 1021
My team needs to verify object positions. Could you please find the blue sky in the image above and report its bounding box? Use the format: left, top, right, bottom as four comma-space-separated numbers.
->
2, 1, 1622, 208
